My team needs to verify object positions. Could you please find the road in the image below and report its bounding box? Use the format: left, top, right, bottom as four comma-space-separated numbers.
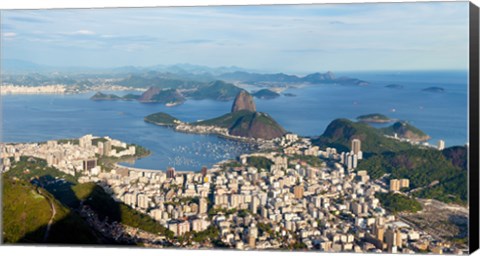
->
37, 188, 57, 242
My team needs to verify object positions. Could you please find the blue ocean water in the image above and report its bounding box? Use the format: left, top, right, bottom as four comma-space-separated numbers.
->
1, 70, 468, 170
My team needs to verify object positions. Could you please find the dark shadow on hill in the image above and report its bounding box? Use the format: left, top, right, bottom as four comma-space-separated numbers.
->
448, 214, 469, 241
2, 174, 134, 246
11, 175, 134, 245
3, 157, 174, 247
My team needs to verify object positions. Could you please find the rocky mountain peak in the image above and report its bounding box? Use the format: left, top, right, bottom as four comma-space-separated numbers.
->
231, 90, 256, 113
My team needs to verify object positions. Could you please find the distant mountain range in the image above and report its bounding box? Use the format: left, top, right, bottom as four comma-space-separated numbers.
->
2, 59, 254, 75
218, 70, 368, 86
3, 59, 369, 88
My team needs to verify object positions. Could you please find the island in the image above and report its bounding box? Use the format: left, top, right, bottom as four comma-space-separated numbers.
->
422, 87, 445, 93
122, 93, 141, 100
90, 92, 142, 101
145, 90, 286, 141
381, 121, 431, 142
144, 112, 180, 127
357, 113, 393, 123
385, 84, 404, 89
252, 89, 280, 99
90, 92, 123, 101
138, 88, 186, 106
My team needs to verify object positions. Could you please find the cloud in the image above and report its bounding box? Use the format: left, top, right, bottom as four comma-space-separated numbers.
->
282, 48, 326, 53
71, 30, 96, 35
8, 16, 50, 24
1, 3, 469, 71
3, 32, 17, 38
174, 39, 214, 44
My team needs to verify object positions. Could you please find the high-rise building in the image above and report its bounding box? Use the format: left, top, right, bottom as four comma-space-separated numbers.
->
230, 194, 242, 208
137, 194, 149, 209
385, 227, 403, 252
373, 224, 385, 242
167, 167, 176, 179
400, 179, 410, 189
168, 222, 178, 236
390, 179, 401, 191
201, 166, 208, 176
351, 202, 362, 215
346, 152, 353, 170
396, 228, 403, 249
250, 196, 260, 214
390, 178, 409, 191
351, 139, 362, 159
385, 227, 397, 252
294, 185, 304, 199
438, 140, 445, 150
104, 140, 112, 156
97, 141, 104, 156
191, 219, 207, 232
199, 198, 208, 214
344, 152, 358, 170
79, 134, 93, 149
248, 224, 258, 248
83, 158, 97, 171
177, 221, 190, 236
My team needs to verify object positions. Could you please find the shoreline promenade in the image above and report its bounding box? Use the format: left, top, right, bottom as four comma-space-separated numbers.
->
114, 163, 195, 174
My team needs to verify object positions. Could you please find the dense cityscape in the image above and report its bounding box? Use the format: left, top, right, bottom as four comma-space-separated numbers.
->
0, 130, 467, 254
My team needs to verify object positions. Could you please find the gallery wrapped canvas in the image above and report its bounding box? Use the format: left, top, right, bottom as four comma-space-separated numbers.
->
1, 1, 479, 255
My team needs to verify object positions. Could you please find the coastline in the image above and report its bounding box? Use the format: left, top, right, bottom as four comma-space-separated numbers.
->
1, 84, 145, 95
144, 118, 270, 146
358, 118, 393, 123
113, 162, 195, 174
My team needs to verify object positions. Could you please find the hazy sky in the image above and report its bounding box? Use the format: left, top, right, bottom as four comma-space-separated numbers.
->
0, 2, 470, 73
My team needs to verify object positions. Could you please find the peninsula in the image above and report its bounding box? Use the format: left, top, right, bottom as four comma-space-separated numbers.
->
145, 90, 286, 141
356, 113, 393, 123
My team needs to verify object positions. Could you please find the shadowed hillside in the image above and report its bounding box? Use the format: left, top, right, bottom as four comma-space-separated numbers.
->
2, 157, 173, 245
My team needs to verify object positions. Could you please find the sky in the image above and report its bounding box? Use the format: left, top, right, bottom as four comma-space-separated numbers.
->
0, 2, 470, 73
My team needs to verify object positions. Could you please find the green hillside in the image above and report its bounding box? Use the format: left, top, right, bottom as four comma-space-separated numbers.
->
3, 177, 56, 243
187, 80, 242, 101
150, 88, 186, 104
313, 119, 466, 204
376, 192, 422, 213
2, 157, 173, 244
193, 110, 254, 128
356, 113, 391, 123
72, 182, 174, 238
381, 121, 430, 142
2, 177, 99, 244
313, 118, 414, 153
413, 171, 467, 205
144, 112, 180, 126
193, 110, 286, 140
357, 147, 467, 204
